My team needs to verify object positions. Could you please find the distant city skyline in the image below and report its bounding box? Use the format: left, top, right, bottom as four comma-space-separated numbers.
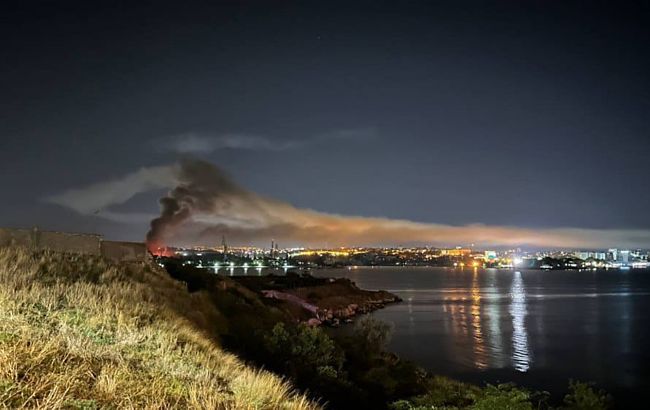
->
161, 242, 650, 271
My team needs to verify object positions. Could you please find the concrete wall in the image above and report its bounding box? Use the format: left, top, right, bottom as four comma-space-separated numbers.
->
0, 227, 101, 255
101, 240, 149, 262
0, 227, 148, 262
37, 230, 102, 255
0, 228, 32, 248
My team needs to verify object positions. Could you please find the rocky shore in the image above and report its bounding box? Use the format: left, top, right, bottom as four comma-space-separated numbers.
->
233, 273, 401, 326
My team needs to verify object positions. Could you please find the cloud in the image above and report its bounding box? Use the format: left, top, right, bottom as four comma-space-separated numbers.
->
44, 164, 178, 217
156, 128, 376, 154
46, 159, 650, 249
159, 133, 296, 153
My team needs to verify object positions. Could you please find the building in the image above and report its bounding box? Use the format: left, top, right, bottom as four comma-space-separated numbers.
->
607, 248, 618, 261
440, 248, 471, 257
575, 251, 607, 260
620, 250, 630, 265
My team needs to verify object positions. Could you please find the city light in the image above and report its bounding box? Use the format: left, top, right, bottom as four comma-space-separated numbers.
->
154, 243, 649, 273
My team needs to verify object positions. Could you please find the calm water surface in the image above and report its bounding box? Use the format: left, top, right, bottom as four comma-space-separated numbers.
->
313, 267, 650, 407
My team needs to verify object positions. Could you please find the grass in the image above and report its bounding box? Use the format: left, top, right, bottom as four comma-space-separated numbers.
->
0, 247, 318, 409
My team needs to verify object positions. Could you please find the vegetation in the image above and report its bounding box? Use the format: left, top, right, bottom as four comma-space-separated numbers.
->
562, 381, 611, 410
0, 247, 315, 409
256, 318, 424, 409
390, 379, 611, 410
0, 247, 613, 409
162, 259, 614, 410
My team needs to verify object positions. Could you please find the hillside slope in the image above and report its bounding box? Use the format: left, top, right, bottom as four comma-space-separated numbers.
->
0, 247, 317, 409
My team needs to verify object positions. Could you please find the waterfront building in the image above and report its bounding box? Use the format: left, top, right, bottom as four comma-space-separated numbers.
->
441, 248, 472, 257
575, 251, 608, 261
620, 250, 630, 265
607, 248, 618, 261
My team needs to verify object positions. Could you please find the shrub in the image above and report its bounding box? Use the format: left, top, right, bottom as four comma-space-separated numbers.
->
264, 322, 344, 380
353, 315, 393, 355
392, 375, 478, 409
471, 384, 533, 410
562, 380, 611, 410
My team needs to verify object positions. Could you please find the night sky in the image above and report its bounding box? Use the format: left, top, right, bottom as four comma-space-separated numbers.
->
1, 1, 649, 246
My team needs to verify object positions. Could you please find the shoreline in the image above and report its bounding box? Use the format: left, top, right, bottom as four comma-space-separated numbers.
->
232, 273, 402, 326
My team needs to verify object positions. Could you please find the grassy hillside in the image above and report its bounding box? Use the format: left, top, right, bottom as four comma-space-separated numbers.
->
0, 247, 317, 409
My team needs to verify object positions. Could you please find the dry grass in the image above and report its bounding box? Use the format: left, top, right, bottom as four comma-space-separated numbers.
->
0, 247, 318, 410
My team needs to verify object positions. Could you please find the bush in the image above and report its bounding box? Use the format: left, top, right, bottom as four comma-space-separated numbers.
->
471, 384, 533, 410
353, 315, 393, 355
264, 322, 344, 380
391, 375, 479, 409
391, 380, 551, 410
562, 381, 611, 410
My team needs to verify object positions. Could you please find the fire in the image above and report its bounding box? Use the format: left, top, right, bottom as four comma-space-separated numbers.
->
147, 241, 175, 257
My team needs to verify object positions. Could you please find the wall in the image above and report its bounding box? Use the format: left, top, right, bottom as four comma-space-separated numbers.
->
100, 240, 149, 262
0, 227, 148, 262
0, 227, 101, 255
0, 228, 32, 248
37, 230, 102, 255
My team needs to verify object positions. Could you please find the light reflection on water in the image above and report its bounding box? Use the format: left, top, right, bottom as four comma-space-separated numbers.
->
509, 271, 530, 372
485, 269, 506, 369
212, 267, 290, 276
313, 266, 650, 406
470, 269, 487, 369
442, 269, 529, 371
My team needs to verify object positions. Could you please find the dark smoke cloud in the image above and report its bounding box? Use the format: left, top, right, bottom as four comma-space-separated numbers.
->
146, 159, 256, 249
46, 159, 650, 249
144, 159, 650, 250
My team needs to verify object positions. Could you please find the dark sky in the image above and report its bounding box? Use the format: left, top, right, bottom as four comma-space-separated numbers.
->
1, 0, 649, 243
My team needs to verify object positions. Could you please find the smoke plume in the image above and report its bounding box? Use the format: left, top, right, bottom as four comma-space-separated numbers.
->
44, 159, 650, 250
142, 159, 650, 251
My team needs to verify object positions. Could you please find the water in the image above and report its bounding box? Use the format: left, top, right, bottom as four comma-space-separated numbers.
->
212, 266, 292, 276
312, 267, 650, 407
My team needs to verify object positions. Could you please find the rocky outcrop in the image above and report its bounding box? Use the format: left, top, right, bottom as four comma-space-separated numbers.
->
261, 290, 319, 314
256, 276, 401, 326
316, 295, 401, 326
